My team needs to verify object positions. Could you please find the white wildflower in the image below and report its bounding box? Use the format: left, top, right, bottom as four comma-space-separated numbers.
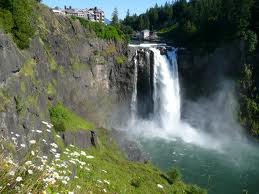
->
25, 161, 32, 166
76, 185, 81, 189
56, 135, 61, 138
97, 180, 103, 183
29, 140, 36, 144
62, 180, 68, 185
46, 129, 51, 133
85, 167, 90, 171
16, 177, 23, 182
36, 130, 42, 134
71, 151, 80, 157
41, 121, 48, 125
69, 144, 75, 148
50, 143, 58, 148
11, 137, 17, 141
28, 170, 33, 175
74, 176, 79, 179
50, 148, 57, 153
9, 171, 15, 176
31, 151, 35, 156
69, 160, 76, 165
15, 134, 20, 137
53, 172, 60, 179
103, 180, 110, 185
102, 170, 107, 173
157, 184, 164, 189
80, 151, 86, 156
68, 192, 74, 194
86, 155, 94, 159
20, 144, 26, 148
103, 189, 107, 193
11, 132, 14, 135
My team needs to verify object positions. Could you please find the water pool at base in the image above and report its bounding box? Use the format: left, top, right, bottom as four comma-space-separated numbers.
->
140, 138, 259, 194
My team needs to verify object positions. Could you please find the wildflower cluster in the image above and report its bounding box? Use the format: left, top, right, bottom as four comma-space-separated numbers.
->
0, 121, 105, 194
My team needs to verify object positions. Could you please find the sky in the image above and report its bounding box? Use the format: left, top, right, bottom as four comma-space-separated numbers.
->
43, 0, 168, 20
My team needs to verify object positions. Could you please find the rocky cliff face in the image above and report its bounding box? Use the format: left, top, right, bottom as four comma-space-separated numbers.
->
0, 5, 135, 147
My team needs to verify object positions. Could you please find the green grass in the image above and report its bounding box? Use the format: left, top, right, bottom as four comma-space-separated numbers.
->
0, 90, 11, 112
49, 103, 95, 132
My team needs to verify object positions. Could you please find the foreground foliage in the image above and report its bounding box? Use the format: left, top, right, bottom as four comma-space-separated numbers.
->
0, 120, 206, 194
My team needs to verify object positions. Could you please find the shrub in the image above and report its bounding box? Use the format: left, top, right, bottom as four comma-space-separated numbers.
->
0, 0, 36, 49
49, 103, 95, 132
0, 9, 14, 33
167, 168, 182, 183
72, 16, 126, 41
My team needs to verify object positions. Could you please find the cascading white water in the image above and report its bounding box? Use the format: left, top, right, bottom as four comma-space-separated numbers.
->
150, 48, 181, 127
130, 50, 138, 121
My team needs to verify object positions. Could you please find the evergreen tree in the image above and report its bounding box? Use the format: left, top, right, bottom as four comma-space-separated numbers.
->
111, 7, 119, 25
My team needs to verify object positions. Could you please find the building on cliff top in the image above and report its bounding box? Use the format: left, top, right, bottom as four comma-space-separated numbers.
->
52, 6, 105, 23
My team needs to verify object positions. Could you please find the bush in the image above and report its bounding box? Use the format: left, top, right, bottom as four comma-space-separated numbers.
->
0, 0, 36, 49
49, 103, 95, 132
167, 168, 182, 183
73, 16, 126, 41
130, 178, 141, 188
0, 9, 14, 33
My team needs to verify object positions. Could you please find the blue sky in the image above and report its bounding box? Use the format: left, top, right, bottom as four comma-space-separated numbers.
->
43, 0, 168, 20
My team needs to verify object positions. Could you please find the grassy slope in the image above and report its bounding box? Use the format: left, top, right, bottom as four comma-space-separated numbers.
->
47, 104, 206, 193
0, 105, 206, 194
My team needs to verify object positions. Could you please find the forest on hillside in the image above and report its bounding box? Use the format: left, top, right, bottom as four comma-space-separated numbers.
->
123, 0, 258, 50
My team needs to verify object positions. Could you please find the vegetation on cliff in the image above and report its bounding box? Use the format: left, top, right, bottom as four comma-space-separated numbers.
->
72, 16, 127, 42
49, 104, 95, 132
0, 0, 37, 49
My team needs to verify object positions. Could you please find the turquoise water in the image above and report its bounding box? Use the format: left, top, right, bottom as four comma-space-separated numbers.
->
140, 138, 259, 194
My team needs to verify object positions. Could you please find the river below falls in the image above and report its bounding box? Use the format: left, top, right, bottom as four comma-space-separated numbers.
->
139, 137, 259, 194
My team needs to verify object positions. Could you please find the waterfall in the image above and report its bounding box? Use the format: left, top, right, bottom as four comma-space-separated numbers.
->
129, 44, 220, 149
130, 50, 138, 121
150, 48, 181, 127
